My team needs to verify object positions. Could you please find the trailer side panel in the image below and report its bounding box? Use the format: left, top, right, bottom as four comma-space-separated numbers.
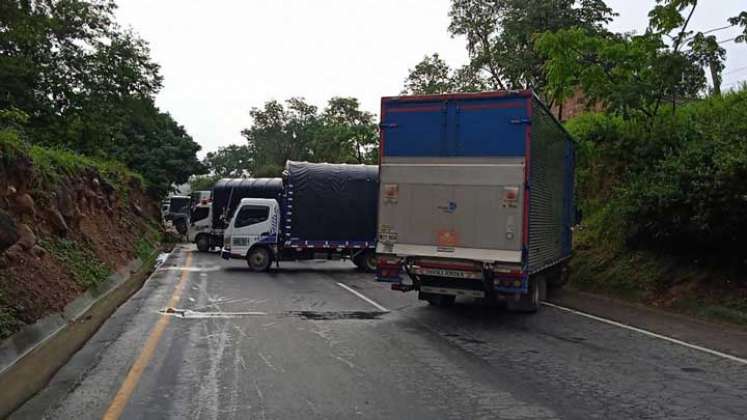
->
526, 98, 575, 273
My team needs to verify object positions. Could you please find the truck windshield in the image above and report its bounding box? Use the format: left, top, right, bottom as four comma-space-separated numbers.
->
234, 206, 269, 228
191, 206, 209, 222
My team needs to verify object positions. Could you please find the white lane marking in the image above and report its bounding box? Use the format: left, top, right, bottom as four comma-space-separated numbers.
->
160, 308, 268, 318
336, 282, 389, 312
542, 301, 747, 366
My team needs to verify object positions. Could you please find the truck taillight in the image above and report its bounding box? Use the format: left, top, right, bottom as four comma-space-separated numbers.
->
376, 255, 403, 283
502, 186, 519, 208
377, 256, 402, 267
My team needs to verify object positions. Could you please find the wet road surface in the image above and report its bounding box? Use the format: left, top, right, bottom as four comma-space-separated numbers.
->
14, 246, 747, 419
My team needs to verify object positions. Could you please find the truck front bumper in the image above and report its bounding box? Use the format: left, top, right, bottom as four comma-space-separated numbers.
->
221, 248, 242, 260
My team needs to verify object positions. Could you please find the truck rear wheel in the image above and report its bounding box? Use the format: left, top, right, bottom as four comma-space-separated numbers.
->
354, 251, 377, 273
196, 235, 210, 252
247, 247, 272, 272
547, 265, 569, 289
506, 276, 546, 313
422, 293, 455, 307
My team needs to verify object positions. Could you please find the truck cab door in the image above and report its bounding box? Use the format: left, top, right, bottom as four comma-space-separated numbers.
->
187, 205, 212, 242
230, 204, 274, 251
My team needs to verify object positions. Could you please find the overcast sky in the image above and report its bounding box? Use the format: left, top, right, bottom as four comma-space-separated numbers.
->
115, 0, 747, 157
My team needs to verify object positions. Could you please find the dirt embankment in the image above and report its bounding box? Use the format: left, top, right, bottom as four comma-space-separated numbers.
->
0, 150, 161, 339
570, 227, 747, 327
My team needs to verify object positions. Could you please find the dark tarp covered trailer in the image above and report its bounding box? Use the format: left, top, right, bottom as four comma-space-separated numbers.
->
212, 178, 283, 229
283, 161, 378, 243
168, 196, 190, 217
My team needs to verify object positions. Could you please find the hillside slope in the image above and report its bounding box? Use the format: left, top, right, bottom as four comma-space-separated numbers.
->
0, 138, 161, 339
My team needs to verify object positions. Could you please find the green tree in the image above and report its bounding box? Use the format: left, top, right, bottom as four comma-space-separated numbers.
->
316, 97, 378, 164
189, 174, 221, 192
729, 11, 747, 43
537, 1, 744, 117
448, 0, 615, 100
203, 144, 253, 177
241, 97, 379, 173
109, 98, 204, 194
241, 98, 318, 175
0, 0, 203, 195
402, 53, 456, 94
402, 53, 489, 95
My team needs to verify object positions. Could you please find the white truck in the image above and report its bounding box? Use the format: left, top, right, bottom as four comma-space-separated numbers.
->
187, 178, 283, 252
221, 161, 378, 272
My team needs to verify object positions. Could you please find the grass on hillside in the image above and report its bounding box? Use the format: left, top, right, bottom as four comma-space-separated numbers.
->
571, 213, 747, 327
41, 238, 111, 290
135, 223, 162, 261
28, 145, 144, 192
1, 127, 144, 193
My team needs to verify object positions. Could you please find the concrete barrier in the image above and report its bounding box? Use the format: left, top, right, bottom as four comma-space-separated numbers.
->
0, 251, 164, 418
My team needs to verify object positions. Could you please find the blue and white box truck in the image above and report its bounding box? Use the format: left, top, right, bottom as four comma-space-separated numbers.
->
376, 90, 575, 312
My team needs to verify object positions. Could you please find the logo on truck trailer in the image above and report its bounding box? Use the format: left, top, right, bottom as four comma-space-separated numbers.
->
437, 201, 458, 213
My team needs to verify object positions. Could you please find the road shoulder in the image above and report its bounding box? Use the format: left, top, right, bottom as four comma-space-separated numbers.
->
2, 248, 167, 419
547, 288, 747, 359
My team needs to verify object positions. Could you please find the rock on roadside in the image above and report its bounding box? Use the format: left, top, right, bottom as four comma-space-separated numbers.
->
0, 209, 19, 253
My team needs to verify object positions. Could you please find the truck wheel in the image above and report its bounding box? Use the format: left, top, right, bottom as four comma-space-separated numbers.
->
175, 219, 188, 235
507, 276, 546, 313
247, 247, 272, 272
547, 265, 569, 289
195, 235, 210, 252
354, 251, 377, 273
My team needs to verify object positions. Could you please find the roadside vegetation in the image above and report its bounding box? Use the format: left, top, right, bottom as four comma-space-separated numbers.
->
199, 97, 380, 184
1, 0, 204, 195
41, 238, 111, 290
567, 85, 747, 324
398, 0, 747, 324
1, 121, 164, 339
1, 0, 179, 338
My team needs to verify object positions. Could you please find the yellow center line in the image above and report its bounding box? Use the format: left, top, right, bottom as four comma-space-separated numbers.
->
102, 251, 193, 420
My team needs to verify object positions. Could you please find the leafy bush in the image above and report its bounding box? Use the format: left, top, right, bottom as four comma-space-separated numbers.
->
619, 90, 747, 256
135, 228, 161, 261
0, 109, 30, 165
569, 87, 747, 263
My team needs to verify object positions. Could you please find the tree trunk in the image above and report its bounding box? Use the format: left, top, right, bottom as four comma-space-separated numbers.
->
710, 62, 722, 96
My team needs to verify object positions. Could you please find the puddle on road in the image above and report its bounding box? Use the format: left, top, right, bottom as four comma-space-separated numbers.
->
159, 307, 388, 321
288, 310, 388, 321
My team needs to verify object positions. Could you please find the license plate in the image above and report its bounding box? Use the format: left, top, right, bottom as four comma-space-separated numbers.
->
416, 268, 482, 279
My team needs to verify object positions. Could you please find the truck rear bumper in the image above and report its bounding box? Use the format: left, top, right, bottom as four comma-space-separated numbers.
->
378, 243, 522, 264
420, 286, 485, 298
383, 255, 528, 295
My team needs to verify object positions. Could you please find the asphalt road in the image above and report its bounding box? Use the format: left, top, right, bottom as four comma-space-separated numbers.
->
14, 246, 747, 419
